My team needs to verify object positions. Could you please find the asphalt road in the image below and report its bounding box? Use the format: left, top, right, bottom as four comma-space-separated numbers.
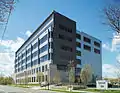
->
0, 85, 63, 93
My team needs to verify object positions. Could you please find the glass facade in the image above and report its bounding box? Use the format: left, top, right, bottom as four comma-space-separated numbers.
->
15, 23, 52, 73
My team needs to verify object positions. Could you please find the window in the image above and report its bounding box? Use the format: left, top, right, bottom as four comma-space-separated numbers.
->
84, 45, 91, 51
59, 34, 72, 42
45, 65, 48, 71
84, 37, 91, 43
94, 48, 100, 54
20, 54, 23, 59
76, 51, 81, 56
42, 66, 44, 72
76, 34, 81, 40
40, 54, 48, 62
42, 75, 44, 82
27, 63, 31, 68
27, 48, 31, 54
76, 42, 81, 48
32, 51, 38, 58
33, 59, 38, 66
40, 34, 48, 44
23, 52, 26, 57
40, 44, 48, 53
94, 41, 100, 47
32, 77, 33, 82
22, 59, 26, 64
33, 42, 38, 49
34, 77, 36, 82
59, 24, 72, 33
61, 45, 72, 52
76, 59, 81, 65
27, 55, 31, 61
45, 75, 48, 81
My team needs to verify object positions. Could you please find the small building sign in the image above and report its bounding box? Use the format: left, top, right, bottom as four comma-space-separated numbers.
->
96, 80, 108, 90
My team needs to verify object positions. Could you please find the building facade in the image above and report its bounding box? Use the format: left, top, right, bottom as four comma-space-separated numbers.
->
14, 11, 102, 84
75, 31, 102, 81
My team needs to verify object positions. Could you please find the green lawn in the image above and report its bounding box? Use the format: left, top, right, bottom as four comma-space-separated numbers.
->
9, 84, 120, 93
82, 89, 120, 93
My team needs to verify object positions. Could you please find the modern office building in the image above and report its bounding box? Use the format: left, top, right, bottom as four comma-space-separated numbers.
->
14, 11, 102, 84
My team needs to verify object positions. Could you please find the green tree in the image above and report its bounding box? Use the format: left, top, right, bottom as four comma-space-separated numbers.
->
80, 64, 92, 87
53, 70, 61, 84
0, 76, 14, 85
69, 67, 75, 84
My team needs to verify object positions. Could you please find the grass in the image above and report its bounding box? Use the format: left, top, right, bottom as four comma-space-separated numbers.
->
9, 84, 120, 93
82, 89, 120, 93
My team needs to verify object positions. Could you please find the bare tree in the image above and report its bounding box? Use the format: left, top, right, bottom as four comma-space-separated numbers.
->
103, 5, 120, 33
80, 64, 92, 87
0, 0, 14, 22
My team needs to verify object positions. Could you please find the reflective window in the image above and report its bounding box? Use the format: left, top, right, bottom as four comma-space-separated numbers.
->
42, 66, 44, 72
84, 37, 91, 44
33, 42, 38, 49
76, 42, 81, 48
33, 59, 38, 65
61, 45, 72, 52
40, 44, 48, 53
27, 48, 31, 54
40, 54, 48, 62
84, 45, 91, 51
76, 51, 81, 56
27, 55, 31, 61
40, 34, 48, 44
59, 24, 72, 33
76, 34, 81, 40
94, 48, 100, 54
59, 34, 72, 42
94, 41, 100, 47
32, 51, 38, 58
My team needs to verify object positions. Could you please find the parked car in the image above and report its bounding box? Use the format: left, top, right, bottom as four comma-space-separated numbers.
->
41, 81, 48, 87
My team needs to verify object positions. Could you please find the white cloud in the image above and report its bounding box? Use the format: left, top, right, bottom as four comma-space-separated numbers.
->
102, 33, 120, 52
0, 53, 14, 76
111, 33, 120, 52
0, 37, 25, 52
102, 43, 111, 51
0, 37, 25, 76
116, 54, 120, 63
102, 64, 119, 78
25, 30, 32, 37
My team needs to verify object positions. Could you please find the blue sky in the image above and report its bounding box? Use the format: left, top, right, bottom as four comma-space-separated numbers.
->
0, 0, 120, 77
